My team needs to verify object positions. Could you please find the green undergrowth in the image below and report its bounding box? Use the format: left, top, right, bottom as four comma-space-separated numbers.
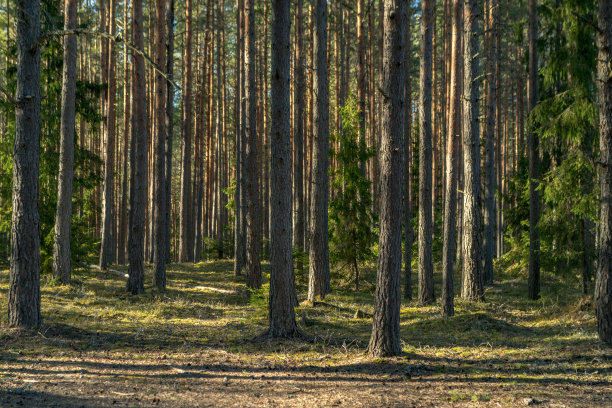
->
0, 259, 609, 387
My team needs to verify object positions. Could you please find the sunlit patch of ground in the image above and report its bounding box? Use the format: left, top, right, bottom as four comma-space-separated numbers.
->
0, 260, 610, 407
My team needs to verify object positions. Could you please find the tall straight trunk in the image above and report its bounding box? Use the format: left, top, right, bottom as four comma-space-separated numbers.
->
100, 0, 117, 269
357, 0, 366, 173
293, 0, 305, 272
245, 0, 261, 288
165, 0, 175, 264
127, 0, 148, 295
596, 0, 612, 344
368, 0, 405, 358
403, 6, 413, 301
52, 0, 78, 284
308, 0, 330, 301
483, 0, 497, 286
418, 0, 435, 305
179, 0, 193, 263
119, 0, 130, 265
441, 0, 462, 318
9, 0, 42, 328
153, 0, 167, 289
217, 0, 226, 259
527, 0, 540, 300
234, 0, 246, 275
268, 0, 299, 338
461, 0, 483, 301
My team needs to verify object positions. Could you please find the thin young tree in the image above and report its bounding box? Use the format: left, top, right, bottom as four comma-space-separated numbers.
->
9, 0, 42, 328
293, 0, 305, 272
245, 0, 262, 288
441, 0, 462, 318
127, 0, 148, 294
461, 0, 483, 301
368, 0, 406, 358
268, 0, 300, 338
165, 0, 175, 264
100, 0, 117, 270
403, 4, 413, 301
52, 0, 78, 285
179, 0, 193, 263
308, 0, 330, 301
418, 0, 435, 305
596, 0, 612, 344
153, 0, 167, 289
527, 0, 540, 300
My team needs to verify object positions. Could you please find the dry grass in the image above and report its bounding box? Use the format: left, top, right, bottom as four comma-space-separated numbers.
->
0, 260, 610, 407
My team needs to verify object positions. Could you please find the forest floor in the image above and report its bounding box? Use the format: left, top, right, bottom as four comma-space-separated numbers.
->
0, 260, 610, 407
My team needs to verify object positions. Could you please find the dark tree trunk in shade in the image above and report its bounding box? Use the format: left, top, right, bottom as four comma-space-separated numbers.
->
9, 0, 42, 329
52, 0, 78, 285
165, 0, 175, 264
100, 0, 117, 270
368, 0, 405, 358
245, 0, 261, 289
179, 0, 193, 263
268, 0, 299, 338
403, 5, 413, 301
461, 0, 483, 302
234, 0, 245, 276
293, 0, 305, 273
307, 0, 330, 301
153, 0, 167, 289
127, 0, 147, 295
483, 0, 498, 286
441, 0, 462, 318
596, 0, 612, 344
527, 0, 540, 300
118, 0, 130, 265
418, 0, 435, 305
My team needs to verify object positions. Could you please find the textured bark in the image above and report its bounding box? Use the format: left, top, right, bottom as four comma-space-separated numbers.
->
152, 0, 167, 289
118, 0, 130, 265
9, 0, 42, 329
52, 0, 78, 285
179, 0, 193, 263
403, 5, 413, 301
461, 0, 483, 302
527, 0, 540, 300
596, 0, 612, 344
127, 0, 147, 295
483, 0, 498, 286
245, 0, 261, 289
100, 0, 117, 270
308, 0, 330, 302
418, 0, 435, 305
441, 0, 462, 318
268, 0, 299, 338
217, 0, 226, 259
165, 0, 174, 264
368, 0, 405, 358
293, 0, 305, 272
357, 0, 366, 169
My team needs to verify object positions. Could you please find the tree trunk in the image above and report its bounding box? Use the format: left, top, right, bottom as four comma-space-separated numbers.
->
268, 0, 299, 338
357, 0, 366, 174
153, 0, 167, 289
418, 0, 435, 305
52, 0, 78, 285
293, 0, 305, 273
308, 0, 330, 302
403, 5, 413, 301
483, 0, 498, 286
596, 0, 612, 344
9, 0, 42, 329
127, 0, 147, 295
234, 0, 246, 275
441, 0, 462, 318
100, 0, 117, 270
527, 0, 540, 300
118, 0, 130, 265
461, 0, 483, 302
179, 0, 193, 263
165, 0, 175, 264
245, 0, 261, 289
368, 0, 405, 358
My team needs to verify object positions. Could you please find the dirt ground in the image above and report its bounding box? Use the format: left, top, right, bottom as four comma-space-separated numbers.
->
1, 261, 611, 407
